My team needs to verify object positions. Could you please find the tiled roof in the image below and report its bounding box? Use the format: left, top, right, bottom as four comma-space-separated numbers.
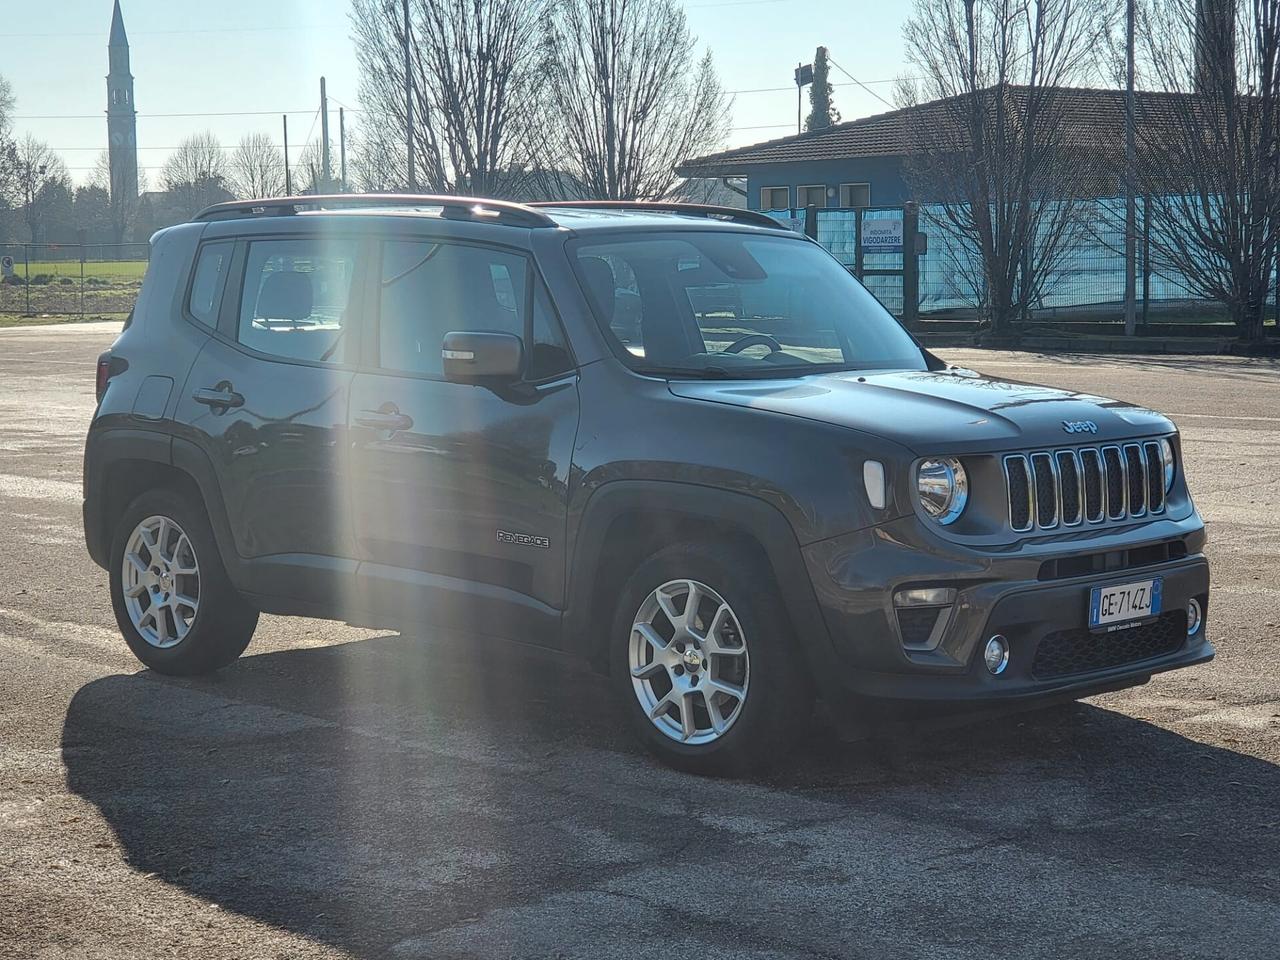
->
677, 84, 1198, 176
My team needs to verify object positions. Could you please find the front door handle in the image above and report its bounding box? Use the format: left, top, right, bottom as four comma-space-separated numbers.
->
355, 404, 413, 432
192, 383, 244, 410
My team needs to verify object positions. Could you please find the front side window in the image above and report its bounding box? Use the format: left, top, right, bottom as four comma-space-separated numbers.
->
571, 231, 924, 379
378, 240, 572, 380
187, 241, 233, 327
237, 238, 357, 363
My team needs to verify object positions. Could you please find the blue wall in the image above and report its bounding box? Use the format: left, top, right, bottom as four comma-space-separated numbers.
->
743, 156, 911, 210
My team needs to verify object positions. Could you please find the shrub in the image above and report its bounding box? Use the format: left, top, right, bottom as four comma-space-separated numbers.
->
29, 274, 53, 285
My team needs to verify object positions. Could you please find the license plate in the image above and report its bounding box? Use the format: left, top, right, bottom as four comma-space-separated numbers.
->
1089, 577, 1162, 629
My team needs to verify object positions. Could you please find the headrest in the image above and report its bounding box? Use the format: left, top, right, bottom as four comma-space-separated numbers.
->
578, 257, 616, 322
256, 270, 313, 321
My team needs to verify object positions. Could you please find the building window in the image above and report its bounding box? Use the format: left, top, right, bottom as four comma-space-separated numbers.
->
840, 183, 871, 208
760, 186, 789, 210
797, 185, 827, 208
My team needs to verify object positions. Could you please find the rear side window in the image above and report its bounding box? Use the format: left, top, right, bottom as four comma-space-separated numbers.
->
238, 238, 358, 363
377, 240, 572, 379
187, 241, 233, 327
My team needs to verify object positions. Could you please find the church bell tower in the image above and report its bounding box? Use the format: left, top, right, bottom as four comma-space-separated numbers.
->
106, 0, 139, 202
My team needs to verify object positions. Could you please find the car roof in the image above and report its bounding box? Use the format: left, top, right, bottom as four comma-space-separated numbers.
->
191, 194, 793, 237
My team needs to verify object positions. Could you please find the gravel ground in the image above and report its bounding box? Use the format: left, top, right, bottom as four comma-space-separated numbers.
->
1, 322, 1277, 959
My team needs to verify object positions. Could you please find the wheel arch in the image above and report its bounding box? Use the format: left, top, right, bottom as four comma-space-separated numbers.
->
84, 429, 237, 578
563, 480, 838, 685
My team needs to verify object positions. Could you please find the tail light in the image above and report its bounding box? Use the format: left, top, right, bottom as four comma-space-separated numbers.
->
96, 352, 114, 402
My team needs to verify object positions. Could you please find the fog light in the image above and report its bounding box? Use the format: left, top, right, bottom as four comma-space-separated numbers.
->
1186, 598, 1203, 636
894, 586, 957, 608
984, 635, 1009, 675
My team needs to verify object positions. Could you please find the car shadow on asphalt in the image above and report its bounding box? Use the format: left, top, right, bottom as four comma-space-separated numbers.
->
62, 633, 1280, 956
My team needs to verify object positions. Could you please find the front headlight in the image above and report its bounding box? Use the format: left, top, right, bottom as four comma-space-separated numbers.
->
917, 457, 968, 524
1160, 438, 1175, 492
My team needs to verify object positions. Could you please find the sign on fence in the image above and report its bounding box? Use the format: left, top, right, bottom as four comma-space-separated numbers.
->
861, 217, 904, 252
0, 255, 13, 279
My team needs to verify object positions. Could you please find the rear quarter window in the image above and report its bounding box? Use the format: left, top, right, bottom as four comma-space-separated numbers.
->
186, 241, 234, 327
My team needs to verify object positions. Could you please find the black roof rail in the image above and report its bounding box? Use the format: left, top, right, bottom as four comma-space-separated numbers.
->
528, 200, 785, 230
192, 193, 557, 228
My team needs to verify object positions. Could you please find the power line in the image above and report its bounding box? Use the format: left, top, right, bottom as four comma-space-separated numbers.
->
51, 144, 287, 151
825, 56, 898, 110
687, 0, 787, 7
13, 110, 340, 120
726, 77, 916, 96
0, 24, 347, 38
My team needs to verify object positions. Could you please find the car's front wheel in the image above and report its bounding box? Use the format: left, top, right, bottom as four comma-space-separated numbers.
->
109, 489, 258, 675
611, 542, 810, 775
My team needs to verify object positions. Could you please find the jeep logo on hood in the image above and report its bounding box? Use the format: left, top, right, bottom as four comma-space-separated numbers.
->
1062, 419, 1099, 435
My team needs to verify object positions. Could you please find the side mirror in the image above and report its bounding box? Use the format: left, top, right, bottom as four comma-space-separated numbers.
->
441, 331, 524, 383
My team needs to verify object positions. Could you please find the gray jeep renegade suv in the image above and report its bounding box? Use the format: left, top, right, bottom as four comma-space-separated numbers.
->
83, 195, 1212, 773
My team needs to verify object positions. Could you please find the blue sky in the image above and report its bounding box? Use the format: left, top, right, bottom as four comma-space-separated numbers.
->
1, 0, 912, 186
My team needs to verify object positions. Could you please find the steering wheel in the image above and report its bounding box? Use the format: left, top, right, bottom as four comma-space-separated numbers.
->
722, 333, 784, 355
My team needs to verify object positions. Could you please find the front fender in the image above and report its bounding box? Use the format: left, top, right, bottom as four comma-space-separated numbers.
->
562, 479, 845, 699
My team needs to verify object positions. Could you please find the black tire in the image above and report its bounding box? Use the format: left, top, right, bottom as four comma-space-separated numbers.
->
610, 541, 811, 776
108, 488, 258, 675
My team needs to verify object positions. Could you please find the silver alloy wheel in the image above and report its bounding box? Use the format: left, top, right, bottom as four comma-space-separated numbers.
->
629, 578, 750, 744
120, 515, 200, 649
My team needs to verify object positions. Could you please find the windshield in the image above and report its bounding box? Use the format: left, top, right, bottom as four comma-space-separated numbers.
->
571, 231, 926, 378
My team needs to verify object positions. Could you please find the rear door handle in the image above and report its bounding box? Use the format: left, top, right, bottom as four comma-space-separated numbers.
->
191, 384, 244, 410
355, 405, 413, 432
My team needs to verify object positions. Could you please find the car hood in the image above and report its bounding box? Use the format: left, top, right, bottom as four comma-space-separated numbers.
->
667, 367, 1175, 454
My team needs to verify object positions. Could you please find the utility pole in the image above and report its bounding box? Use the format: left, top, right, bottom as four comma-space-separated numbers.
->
320, 76, 332, 192
403, 0, 415, 190
794, 61, 813, 135
1123, 0, 1137, 336
339, 107, 347, 192
797, 62, 803, 134
283, 114, 292, 195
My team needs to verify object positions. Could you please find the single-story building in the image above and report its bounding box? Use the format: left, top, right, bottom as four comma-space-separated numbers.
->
677, 85, 1187, 213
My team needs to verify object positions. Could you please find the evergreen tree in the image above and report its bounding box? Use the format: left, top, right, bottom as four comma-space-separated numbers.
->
805, 46, 840, 131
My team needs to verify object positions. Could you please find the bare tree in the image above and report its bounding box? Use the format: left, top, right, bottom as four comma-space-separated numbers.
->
351, 0, 549, 196
1128, 0, 1280, 341
230, 132, 286, 199
0, 75, 16, 202
291, 140, 330, 195
89, 149, 147, 243
161, 131, 232, 216
8, 135, 70, 242
902, 0, 1113, 335
541, 0, 731, 200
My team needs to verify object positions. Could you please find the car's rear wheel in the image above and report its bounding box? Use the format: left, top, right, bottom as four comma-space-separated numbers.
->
611, 541, 810, 775
109, 489, 257, 675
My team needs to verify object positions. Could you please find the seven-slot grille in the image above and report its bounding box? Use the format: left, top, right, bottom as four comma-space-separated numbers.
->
1004, 441, 1168, 532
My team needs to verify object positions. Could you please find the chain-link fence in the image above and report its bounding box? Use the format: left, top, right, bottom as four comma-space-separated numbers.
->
0, 243, 150, 319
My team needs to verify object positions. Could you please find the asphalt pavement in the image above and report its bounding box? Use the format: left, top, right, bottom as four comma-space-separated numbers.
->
1, 322, 1278, 959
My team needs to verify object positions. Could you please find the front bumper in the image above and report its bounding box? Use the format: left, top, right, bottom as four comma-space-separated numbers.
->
802, 513, 1212, 705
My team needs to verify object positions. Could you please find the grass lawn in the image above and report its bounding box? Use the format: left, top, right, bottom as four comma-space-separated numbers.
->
7, 259, 149, 281
1, 261, 145, 319
0, 313, 128, 328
